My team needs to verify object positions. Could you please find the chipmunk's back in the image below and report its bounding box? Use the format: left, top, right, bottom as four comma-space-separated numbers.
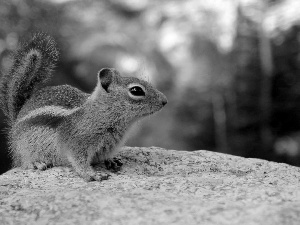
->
18, 85, 89, 119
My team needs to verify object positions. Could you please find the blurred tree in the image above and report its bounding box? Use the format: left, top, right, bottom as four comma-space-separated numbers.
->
271, 25, 300, 165
272, 25, 300, 136
229, 3, 274, 159
229, 0, 300, 165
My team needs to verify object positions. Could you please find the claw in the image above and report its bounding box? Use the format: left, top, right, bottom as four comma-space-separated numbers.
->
104, 157, 123, 172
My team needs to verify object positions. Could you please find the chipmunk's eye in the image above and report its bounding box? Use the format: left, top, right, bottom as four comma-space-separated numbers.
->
128, 84, 146, 100
129, 86, 145, 96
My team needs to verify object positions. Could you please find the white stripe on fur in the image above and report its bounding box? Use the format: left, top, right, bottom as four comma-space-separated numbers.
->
15, 106, 78, 126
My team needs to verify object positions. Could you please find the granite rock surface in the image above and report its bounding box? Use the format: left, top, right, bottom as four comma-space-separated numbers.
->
0, 147, 300, 225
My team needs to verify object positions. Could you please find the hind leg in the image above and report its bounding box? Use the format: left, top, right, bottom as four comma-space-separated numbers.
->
25, 161, 53, 170
14, 126, 58, 171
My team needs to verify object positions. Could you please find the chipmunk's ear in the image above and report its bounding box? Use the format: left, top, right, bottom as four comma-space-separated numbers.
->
97, 68, 114, 93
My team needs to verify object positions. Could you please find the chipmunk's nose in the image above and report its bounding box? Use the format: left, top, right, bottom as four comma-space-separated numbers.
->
162, 98, 168, 106
158, 91, 168, 107
161, 94, 168, 106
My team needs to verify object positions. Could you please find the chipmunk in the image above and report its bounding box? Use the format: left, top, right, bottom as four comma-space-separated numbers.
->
0, 33, 167, 181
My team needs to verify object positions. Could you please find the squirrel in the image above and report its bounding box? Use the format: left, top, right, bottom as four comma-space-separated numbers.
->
0, 33, 167, 181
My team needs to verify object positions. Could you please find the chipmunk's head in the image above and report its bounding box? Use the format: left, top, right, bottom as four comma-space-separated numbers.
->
93, 68, 167, 120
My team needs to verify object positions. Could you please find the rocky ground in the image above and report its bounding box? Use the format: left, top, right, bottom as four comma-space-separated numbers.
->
0, 147, 300, 225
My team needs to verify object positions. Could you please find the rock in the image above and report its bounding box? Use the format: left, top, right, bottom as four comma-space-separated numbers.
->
0, 147, 300, 225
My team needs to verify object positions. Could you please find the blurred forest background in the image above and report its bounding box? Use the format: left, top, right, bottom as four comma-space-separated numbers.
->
1, 0, 300, 174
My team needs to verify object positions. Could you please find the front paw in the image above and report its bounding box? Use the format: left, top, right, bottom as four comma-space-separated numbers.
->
104, 158, 123, 172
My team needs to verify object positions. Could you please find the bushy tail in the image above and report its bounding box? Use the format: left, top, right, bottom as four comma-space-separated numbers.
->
0, 33, 59, 126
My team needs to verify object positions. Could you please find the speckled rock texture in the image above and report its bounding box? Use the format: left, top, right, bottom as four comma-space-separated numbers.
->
0, 147, 300, 225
